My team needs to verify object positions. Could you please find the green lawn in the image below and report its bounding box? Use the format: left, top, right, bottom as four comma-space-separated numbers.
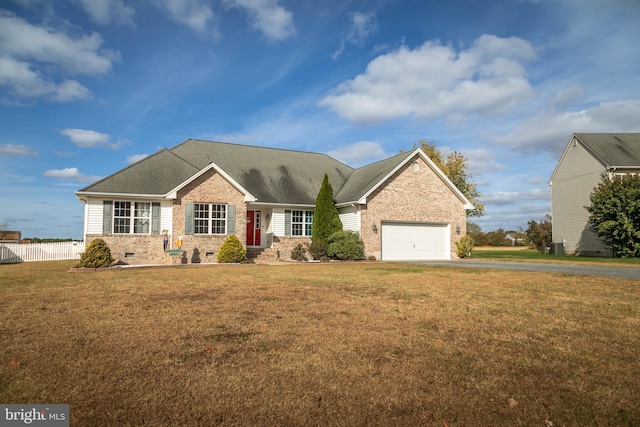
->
471, 247, 640, 265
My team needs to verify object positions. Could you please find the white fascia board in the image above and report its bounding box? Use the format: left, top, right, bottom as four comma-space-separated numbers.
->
357, 149, 474, 210
164, 162, 257, 202
75, 191, 167, 200
250, 201, 315, 209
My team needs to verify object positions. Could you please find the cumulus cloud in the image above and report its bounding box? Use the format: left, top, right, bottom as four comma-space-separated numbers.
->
60, 129, 124, 149
43, 167, 101, 182
490, 99, 640, 155
163, 0, 220, 39
333, 11, 378, 60
320, 34, 536, 124
223, 0, 295, 40
77, 0, 135, 26
0, 11, 119, 103
326, 141, 388, 166
0, 143, 38, 156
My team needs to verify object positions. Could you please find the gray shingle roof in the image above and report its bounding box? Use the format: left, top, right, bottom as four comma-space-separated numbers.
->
78, 139, 363, 204
575, 133, 640, 167
78, 149, 200, 195
77, 139, 470, 208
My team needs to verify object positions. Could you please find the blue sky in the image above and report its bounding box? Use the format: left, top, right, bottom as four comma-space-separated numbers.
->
1, 0, 639, 240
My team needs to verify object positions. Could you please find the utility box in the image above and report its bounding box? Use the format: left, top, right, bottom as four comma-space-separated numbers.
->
550, 242, 565, 255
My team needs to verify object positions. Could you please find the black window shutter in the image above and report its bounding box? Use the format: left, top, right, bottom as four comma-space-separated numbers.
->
151, 202, 161, 234
227, 205, 236, 234
103, 201, 113, 234
284, 210, 291, 237
184, 203, 194, 235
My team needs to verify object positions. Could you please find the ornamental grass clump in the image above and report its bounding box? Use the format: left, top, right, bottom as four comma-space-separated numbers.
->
217, 235, 247, 263
79, 238, 114, 268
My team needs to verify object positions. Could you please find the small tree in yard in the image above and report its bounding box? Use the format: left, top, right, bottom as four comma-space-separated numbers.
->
587, 173, 640, 258
526, 214, 552, 252
79, 238, 114, 268
311, 173, 343, 259
217, 235, 247, 263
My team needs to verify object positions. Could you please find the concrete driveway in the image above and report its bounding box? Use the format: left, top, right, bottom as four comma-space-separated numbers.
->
413, 260, 640, 280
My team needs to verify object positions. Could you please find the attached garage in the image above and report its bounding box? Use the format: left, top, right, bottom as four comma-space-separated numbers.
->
381, 221, 450, 261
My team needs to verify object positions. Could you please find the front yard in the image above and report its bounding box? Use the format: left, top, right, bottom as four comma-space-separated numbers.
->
1, 261, 639, 426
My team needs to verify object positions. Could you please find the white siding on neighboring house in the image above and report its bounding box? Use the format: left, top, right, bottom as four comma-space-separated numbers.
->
338, 205, 361, 232
551, 140, 609, 255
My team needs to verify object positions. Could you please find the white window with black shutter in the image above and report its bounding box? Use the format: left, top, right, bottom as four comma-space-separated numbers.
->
184, 203, 235, 235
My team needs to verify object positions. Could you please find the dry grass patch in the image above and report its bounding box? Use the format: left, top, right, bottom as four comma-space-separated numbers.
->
1, 261, 639, 426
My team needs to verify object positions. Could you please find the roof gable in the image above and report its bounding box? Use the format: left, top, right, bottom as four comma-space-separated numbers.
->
575, 133, 640, 167
550, 133, 640, 184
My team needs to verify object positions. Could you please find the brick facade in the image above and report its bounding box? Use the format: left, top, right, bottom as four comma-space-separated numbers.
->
359, 157, 466, 260
85, 155, 467, 265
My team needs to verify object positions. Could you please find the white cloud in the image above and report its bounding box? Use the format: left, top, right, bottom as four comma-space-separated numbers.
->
333, 11, 378, 60
326, 141, 388, 167
0, 143, 38, 156
77, 0, 135, 26
463, 148, 506, 175
490, 99, 640, 155
60, 129, 123, 149
320, 34, 536, 124
43, 167, 101, 182
163, 0, 220, 39
223, 0, 295, 41
483, 188, 550, 206
126, 153, 148, 164
0, 11, 119, 103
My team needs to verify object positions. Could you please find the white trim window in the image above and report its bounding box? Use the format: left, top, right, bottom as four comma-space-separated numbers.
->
194, 203, 227, 235
113, 201, 151, 234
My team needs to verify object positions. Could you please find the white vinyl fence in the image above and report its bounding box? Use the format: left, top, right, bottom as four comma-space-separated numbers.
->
0, 241, 85, 263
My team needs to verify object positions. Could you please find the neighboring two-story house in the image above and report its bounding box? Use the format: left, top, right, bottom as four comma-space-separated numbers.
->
549, 133, 640, 256
76, 139, 473, 264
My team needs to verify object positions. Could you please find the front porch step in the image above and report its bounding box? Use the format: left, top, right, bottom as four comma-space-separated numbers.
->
246, 247, 281, 263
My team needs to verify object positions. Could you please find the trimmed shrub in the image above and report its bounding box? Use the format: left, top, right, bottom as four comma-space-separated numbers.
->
307, 239, 328, 260
290, 243, 308, 261
217, 235, 246, 263
327, 230, 364, 261
455, 235, 474, 258
79, 238, 114, 268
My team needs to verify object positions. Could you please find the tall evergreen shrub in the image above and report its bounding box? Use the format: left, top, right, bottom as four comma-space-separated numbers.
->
311, 173, 342, 259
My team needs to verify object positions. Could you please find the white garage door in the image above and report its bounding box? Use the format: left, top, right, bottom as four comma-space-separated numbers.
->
381, 222, 450, 261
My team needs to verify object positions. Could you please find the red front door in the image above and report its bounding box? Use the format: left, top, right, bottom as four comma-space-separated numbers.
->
246, 210, 261, 246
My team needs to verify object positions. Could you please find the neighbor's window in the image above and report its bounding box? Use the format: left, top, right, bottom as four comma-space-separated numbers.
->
291, 210, 313, 236
194, 203, 227, 234
113, 201, 150, 234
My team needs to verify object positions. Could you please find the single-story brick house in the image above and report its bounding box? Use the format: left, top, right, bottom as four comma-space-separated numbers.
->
549, 133, 640, 256
76, 139, 473, 264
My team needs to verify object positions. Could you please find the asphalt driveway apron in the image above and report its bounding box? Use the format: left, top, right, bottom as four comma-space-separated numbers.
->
412, 260, 640, 280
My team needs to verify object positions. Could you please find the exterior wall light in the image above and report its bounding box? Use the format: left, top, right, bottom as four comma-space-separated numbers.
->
372, 222, 378, 233
455, 224, 461, 235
